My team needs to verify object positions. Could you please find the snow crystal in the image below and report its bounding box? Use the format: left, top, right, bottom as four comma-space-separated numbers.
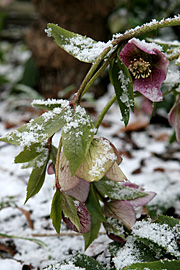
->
44, 27, 52, 37
129, 37, 163, 52
113, 236, 141, 269
31, 98, 70, 108
88, 138, 117, 178
132, 220, 180, 257
61, 35, 114, 63
63, 105, 92, 136
45, 261, 85, 270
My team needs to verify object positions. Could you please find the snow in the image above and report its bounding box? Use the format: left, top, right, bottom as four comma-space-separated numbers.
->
1, 82, 180, 268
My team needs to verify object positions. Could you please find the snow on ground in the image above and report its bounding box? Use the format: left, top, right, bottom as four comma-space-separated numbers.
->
0, 89, 180, 269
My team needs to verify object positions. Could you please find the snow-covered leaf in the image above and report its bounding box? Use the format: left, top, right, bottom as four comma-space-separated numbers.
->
14, 142, 46, 163
94, 178, 147, 200
47, 23, 110, 63
31, 98, 70, 111
62, 105, 95, 176
122, 260, 180, 270
44, 253, 106, 270
0, 106, 70, 146
50, 189, 62, 234
110, 55, 134, 127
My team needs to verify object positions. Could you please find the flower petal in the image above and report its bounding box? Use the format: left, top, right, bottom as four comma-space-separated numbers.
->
104, 200, 136, 229
63, 202, 91, 233
129, 191, 156, 207
75, 137, 117, 182
105, 162, 127, 182
57, 152, 80, 191
120, 38, 169, 102
66, 179, 90, 202
168, 96, 180, 143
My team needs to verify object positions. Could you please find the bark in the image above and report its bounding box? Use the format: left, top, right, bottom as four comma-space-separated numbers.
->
25, 0, 116, 98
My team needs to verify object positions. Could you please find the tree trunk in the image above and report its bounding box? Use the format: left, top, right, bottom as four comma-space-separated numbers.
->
25, 0, 115, 98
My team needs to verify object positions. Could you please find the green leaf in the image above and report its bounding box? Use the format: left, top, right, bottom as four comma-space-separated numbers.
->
61, 193, 81, 232
123, 260, 180, 270
25, 150, 49, 203
50, 144, 57, 165
83, 214, 101, 250
94, 178, 147, 200
43, 253, 107, 270
62, 105, 95, 176
110, 56, 134, 127
50, 189, 62, 234
14, 143, 45, 163
85, 184, 106, 223
47, 23, 107, 63
0, 105, 70, 146
155, 215, 180, 228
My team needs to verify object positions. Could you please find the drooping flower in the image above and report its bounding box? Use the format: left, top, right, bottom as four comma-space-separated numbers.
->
120, 38, 169, 102
103, 182, 156, 230
168, 95, 180, 143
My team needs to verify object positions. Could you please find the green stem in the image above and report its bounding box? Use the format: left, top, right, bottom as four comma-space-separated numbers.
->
55, 136, 62, 189
74, 46, 113, 104
81, 49, 118, 98
95, 94, 117, 130
112, 16, 180, 46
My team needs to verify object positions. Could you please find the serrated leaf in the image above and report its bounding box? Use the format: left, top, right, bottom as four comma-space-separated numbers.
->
50, 189, 62, 234
25, 150, 49, 203
83, 214, 101, 250
110, 56, 134, 127
62, 105, 95, 176
61, 193, 81, 232
94, 178, 147, 200
47, 23, 108, 63
85, 184, 106, 223
123, 260, 180, 270
0, 106, 70, 146
14, 143, 45, 163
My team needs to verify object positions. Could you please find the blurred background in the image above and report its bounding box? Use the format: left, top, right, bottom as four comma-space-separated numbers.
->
0, 0, 180, 127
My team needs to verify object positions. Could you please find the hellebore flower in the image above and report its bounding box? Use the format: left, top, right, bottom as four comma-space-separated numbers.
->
103, 183, 156, 230
75, 137, 126, 182
168, 95, 180, 143
120, 38, 169, 102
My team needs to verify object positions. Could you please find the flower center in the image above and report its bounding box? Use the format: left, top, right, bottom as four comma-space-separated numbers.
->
128, 57, 151, 79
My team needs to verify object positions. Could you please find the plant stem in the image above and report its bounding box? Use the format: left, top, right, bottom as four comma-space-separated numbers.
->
95, 94, 117, 129
112, 16, 180, 46
81, 49, 118, 98
74, 46, 113, 104
55, 136, 62, 189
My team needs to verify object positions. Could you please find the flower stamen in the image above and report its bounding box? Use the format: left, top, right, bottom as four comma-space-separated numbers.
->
128, 57, 151, 79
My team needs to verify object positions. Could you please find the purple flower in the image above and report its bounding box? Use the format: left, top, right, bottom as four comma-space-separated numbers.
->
103, 183, 156, 230
168, 95, 180, 143
120, 38, 169, 102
